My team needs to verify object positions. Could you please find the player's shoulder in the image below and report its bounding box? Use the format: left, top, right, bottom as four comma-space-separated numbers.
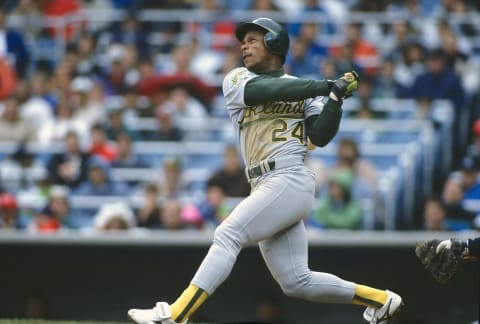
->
223, 67, 257, 91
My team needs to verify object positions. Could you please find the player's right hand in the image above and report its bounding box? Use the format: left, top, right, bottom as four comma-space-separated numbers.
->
329, 70, 359, 101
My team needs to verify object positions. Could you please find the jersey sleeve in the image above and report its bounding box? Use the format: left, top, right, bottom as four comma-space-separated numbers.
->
303, 96, 325, 118
222, 67, 257, 110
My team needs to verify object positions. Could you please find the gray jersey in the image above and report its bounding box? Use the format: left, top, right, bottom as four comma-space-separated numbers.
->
222, 67, 325, 167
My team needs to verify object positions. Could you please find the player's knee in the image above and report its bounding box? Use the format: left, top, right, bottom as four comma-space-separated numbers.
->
213, 222, 246, 252
278, 272, 311, 298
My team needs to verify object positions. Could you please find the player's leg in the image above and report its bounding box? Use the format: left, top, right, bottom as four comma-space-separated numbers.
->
259, 220, 356, 303
169, 168, 317, 321
259, 220, 402, 322
129, 168, 316, 323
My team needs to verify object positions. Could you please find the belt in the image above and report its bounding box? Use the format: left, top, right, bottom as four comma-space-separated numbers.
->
245, 156, 304, 181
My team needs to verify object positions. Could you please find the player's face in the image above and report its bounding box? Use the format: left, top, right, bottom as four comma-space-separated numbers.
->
240, 30, 275, 72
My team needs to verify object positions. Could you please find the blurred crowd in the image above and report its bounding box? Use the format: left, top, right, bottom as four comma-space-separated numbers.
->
0, 0, 480, 233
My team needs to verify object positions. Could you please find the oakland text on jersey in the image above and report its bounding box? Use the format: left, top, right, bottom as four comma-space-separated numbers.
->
238, 99, 305, 126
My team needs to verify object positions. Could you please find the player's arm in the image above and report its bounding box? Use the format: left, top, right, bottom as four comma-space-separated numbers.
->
466, 237, 480, 258
244, 76, 333, 105
305, 99, 343, 147
305, 71, 360, 147
436, 237, 480, 258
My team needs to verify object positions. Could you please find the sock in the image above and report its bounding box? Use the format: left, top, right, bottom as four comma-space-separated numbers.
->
170, 284, 209, 322
352, 284, 388, 309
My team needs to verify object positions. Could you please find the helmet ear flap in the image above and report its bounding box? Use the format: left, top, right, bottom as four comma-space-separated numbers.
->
264, 31, 280, 53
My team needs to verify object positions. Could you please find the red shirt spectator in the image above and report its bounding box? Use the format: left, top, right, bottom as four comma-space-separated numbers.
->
38, 0, 86, 43
88, 124, 117, 163
330, 23, 380, 76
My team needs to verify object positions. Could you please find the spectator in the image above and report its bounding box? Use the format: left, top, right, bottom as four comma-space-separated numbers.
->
333, 137, 378, 194
317, 58, 338, 80
98, 43, 137, 96
330, 23, 380, 76
0, 143, 46, 192
109, 10, 151, 60
0, 96, 36, 142
330, 41, 363, 77
373, 58, 409, 99
349, 77, 389, 120
250, 0, 280, 11
30, 187, 70, 233
93, 201, 136, 231
309, 169, 363, 230
207, 145, 250, 197
167, 43, 194, 75
196, 178, 232, 228
439, 28, 469, 72
143, 106, 183, 142
88, 123, 117, 163
38, 185, 89, 229
111, 132, 148, 169
0, 7, 30, 78
70, 76, 106, 134
441, 158, 478, 230
121, 87, 155, 125
160, 199, 187, 230
157, 157, 188, 199
466, 119, 480, 162
187, 0, 236, 51
285, 38, 319, 78
74, 157, 130, 196
410, 48, 465, 161
295, 22, 328, 65
422, 196, 447, 231
38, 93, 86, 145
215, 44, 243, 83
384, 20, 418, 60
0, 192, 26, 229
47, 131, 91, 189
180, 203, 204, 229
287, 0, 337, 36
162, 87, 208, 120
104, 108, 140, 142
135, 183, 162, 228
393, 41, 426, 92
38, 0, 86, 44
72, 32, 101, 77
458, 156, 480, 200
7, 0, 44, 41
15, 78, 54, 138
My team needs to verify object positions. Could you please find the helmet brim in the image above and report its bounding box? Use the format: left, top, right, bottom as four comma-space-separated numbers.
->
235, 22, 270, 42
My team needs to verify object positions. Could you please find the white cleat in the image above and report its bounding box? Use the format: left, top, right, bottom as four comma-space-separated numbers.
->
363, 290, 403, 324
128, 302, 186, 324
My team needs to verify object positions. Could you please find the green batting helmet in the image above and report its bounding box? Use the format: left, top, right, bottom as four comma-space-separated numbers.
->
235, 17, 290, 63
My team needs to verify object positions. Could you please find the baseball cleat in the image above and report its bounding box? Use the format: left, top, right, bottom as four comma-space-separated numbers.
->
363, 290, 403, 324
128, 302, 187, 324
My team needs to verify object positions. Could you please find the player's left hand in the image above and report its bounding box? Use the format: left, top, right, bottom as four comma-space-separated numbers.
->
329, 70, 359, 101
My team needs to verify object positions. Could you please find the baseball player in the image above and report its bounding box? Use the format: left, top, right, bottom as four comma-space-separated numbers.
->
128, 18, 402, 324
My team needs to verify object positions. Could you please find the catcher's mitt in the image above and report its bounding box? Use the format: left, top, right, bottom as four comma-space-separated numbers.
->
415, 239, 465, 284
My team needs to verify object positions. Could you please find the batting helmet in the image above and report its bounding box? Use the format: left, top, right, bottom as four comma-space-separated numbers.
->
235, 18, 290, 63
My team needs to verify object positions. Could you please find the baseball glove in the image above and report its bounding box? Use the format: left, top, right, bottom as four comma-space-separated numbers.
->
415, 239, 465, 284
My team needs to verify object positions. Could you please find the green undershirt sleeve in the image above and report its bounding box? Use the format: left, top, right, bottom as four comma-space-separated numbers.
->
244, 76, 331, 106
305, 99, 343, 147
